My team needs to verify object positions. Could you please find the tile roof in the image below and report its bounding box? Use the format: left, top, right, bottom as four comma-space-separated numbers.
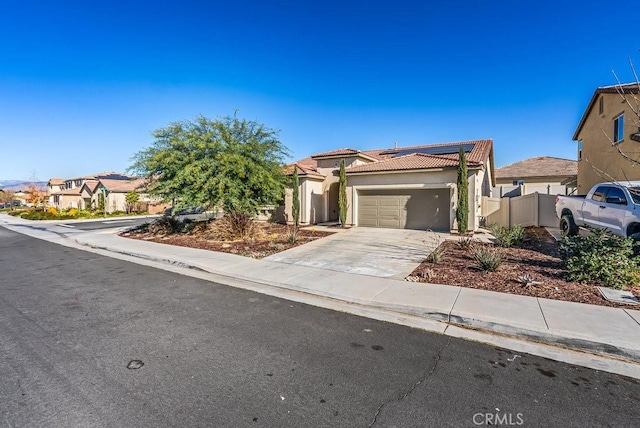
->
573, 82, 640, 140
82, 180, 100, 192
495, 156, 577, 179
363, 139, 493, 165
284, 157, 326, 178
47, 178, 65, 185
50, 188, 82, 196
67, 171, 132, 181
99, 178, 147, 193
346, 152, 481, 174
288, 139, 493, 175
310, 148, 361, 158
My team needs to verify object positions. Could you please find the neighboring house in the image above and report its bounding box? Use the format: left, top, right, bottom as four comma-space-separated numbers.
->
47, 178, 65, 194
573, 83, 640, 193
13, 191, 30, 205
284, 139, 494, 232
494, 156, 577, 197
49, 171, 131, 209
82, 177, 168, 214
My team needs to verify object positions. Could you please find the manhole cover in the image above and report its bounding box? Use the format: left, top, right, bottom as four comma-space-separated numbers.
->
127, 360, 144, 370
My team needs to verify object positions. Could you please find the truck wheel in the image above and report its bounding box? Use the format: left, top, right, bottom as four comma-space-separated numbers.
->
560, 215, 578, 236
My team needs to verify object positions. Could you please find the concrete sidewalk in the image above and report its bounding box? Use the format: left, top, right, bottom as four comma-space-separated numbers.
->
2, 213, 640, 379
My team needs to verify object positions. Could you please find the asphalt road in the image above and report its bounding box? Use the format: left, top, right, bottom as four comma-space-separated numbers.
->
1, 226, 639, 427
58, 216, 157, 231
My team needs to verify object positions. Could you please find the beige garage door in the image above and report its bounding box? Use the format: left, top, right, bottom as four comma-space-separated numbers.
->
357, 189, 450, 230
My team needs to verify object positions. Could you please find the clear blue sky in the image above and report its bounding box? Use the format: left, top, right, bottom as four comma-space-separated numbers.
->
1, 0, 638, 180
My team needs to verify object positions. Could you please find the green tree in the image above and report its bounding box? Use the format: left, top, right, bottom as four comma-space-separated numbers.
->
292, 168, 300, 227
125, 191, 140, 213
338, 159, 348, 227
456, 146, 469, 234
129, 115, 289, 215
97, 192, 105, 213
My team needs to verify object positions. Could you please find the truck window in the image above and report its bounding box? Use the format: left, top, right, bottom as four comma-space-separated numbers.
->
592, 187, 608, 202
605, 187, 627, 205
628, 187, 640, 204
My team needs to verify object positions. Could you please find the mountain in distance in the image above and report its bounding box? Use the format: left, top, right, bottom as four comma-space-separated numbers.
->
0, 180, 47, 191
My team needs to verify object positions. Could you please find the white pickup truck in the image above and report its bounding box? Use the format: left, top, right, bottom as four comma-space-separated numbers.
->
555, 182, 640, 238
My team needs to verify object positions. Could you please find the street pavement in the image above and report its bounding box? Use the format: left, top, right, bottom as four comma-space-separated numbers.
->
1, 227, 640, 427
2, 212, 640, 381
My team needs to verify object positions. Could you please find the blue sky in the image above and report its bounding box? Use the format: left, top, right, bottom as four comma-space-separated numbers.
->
1, 0, 638, 180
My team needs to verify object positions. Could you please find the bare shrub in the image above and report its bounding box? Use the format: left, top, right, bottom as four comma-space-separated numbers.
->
213, 211, 261, 241
148, 217, 182, 235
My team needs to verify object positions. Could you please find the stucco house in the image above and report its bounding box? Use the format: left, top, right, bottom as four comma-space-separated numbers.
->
284, 139, 494, 232
49, 171, 131, 209
573, 83, 640, 193
494, 156, 577, 197
81, 177, 168, 214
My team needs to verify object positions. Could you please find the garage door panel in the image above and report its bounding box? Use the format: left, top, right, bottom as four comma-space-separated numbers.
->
378, 208, 402, 217
379, 198, 404, 207
359, 198, 378, 207
378, 219, 401, 228
358, 189, 450, 230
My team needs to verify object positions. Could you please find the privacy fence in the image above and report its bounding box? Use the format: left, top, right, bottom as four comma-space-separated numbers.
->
482, 193, 558, 228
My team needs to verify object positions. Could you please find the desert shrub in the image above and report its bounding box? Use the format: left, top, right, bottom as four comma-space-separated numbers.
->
182, 219, 196, 233
426, 244, 446, 263
66, 208, 79, 217
148, 216, 183, 235
473, 245, 503, 271
215, 211, 260, 241
457, 236, 475, 250
20, 210, 57, 220
490, 224, 525, 248
560, 228, 639, 289
424, 231, 446, 263
46, 207, 58, 216
285, 227, 299, 244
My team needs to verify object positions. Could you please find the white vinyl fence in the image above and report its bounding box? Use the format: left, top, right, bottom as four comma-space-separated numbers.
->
482, 193, 558, 228
492, 184, 576, 198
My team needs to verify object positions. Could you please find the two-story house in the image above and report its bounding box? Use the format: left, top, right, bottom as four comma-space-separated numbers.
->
49, 171, 131, 209
573, 83, 640, 193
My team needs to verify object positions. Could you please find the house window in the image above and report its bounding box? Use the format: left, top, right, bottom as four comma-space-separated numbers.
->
513, 179, 524, 186
578, 140, 582, 160
599, 96, 604, 115
614, 113, 624, 143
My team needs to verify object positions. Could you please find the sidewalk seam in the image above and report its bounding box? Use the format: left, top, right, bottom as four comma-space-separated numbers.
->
624, 309, 640, 327
448, 288, 462, 323
536, 298, 550, 330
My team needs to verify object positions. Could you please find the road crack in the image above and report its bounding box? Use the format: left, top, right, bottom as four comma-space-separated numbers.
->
368, 336, 452, 427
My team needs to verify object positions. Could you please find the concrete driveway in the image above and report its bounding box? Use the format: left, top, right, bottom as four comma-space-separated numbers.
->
264, 227, 440, 279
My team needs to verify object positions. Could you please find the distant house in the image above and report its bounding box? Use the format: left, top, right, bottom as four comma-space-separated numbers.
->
284, 139, 495, 232
49, 171, 132, 209
573, 83, 640, 193
494, 156, 577, 197
81, 177, 168, 214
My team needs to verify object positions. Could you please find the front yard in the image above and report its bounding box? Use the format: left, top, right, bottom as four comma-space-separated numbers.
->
122, 216, 640, 308
409, 227, 640, 308
122, 218, 334, 259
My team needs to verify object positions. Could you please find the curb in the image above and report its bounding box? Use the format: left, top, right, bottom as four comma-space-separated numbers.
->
74, 237, 640, 366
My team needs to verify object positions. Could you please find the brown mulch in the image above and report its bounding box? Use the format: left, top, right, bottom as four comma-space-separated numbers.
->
121, 222, 334, 259
409, 227, 640, 308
